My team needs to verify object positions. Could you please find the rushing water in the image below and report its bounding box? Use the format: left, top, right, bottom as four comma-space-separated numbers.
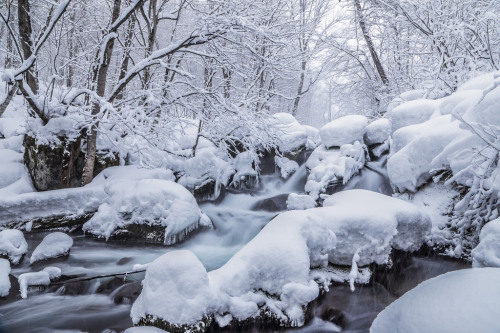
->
0, 157, 470, 333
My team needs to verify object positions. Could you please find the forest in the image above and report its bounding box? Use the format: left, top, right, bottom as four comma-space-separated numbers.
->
0, 0, 499, 332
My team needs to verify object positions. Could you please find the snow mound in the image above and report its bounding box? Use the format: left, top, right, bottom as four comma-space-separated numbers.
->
42, 266, 62, 280
131, 250, 214, 328
287, 193, 316, 210
371, 268, 500, 333
275, 156, 299, 179
231, 151, 258, 188
0, 118, 26, 138
132, 190, 430, 330
0, 258, 11, 297
30, 232, 73, 264
305, 142, 366, 200
388, 99, 439, 133
124, 327, 168, 333
83, 179, 212, 245
272, 113, 308, 153
303, 125, 321, 149
18, 271, 51, 299
364, 118, 391, 146
0, 229, 28, 264
472, 218, 500, 268
90, 165, 175, 185
319, 115, 368, 148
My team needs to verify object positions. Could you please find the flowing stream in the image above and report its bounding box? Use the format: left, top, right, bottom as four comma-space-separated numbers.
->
0, 158, 470, 333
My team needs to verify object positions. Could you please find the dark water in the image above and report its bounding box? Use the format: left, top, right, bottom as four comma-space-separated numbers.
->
0, 157, 471, 333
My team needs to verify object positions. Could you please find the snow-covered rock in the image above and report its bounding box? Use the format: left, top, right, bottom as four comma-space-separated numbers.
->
272, 113, 308, 154
124, 327, 168, 333
132, 190, 430, 330
30, 232, 73, 264
303, 125, 321, 149
388, 99, 439, 133
287, 193, 316, 210
83, 179, 212, 245
319, 115, 368, 148
42, 266, 62, 280
364, 118, 391, 146
231, 151, 258, 189
0, 229, 28, 264
0, 258, 11, 297
305, 142, 366, 200
386, 89, 428, 114
472, 218, 500, 268
18, 271, 51, 299
371, 268, 500, 333
275, 156, 299, 179
131, 250, 214, 331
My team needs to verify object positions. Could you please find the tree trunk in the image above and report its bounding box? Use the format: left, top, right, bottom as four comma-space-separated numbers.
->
292, 60, 306, 116
353, 0, 389, 87
18, 0, 39, 94
116, 12, 136, 100
82, 0, 122, 185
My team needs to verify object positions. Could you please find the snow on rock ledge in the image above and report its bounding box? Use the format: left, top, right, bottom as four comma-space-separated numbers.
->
30, 232, 73, 264
371, 268, 500, 333
131, 190, 430, 331
83, 179, 212, 245
0, 229, 28, 264
472, 217, 500, 268
319, 115, 368, 148
272, 113, 309, 154
0, 259, 11, 297
364, 118, 391, 146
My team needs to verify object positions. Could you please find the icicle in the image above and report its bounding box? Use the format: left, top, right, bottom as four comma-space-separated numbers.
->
349, 250, 360, 292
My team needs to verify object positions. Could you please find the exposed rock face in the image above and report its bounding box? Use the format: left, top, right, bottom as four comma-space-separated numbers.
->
23, 134, 118, 191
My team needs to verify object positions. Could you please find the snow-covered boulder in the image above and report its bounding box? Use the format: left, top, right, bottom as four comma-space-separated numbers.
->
303, 125, 321, 149
83, 179, 212, 245
371, 268, 500, 333
0, 259, 11, 297
472, 218, 500, 268
364, 118, 391, 146
272, 113, 308, 154
0, 229, 28, 264
275, 156, 299, 179
30, 232, 73, 264
287, 193, 316, 210
90, 165, 175, 185
319, 115, 368, 148
231, 151, 258, 189
131, 250, 214, 332
386, 89, 428, 113
124, 327, 168, 333
132, 190, 430, 331
388, 99, 439, 133
305, 142, 366, 200
462, 78, 500, 127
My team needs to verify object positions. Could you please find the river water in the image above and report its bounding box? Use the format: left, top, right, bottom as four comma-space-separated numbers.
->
0, 158, 470, 333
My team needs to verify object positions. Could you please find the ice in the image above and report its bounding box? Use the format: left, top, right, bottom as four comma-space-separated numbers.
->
272, 113, 308, 153
0, 258, 11, 297
371, 268, 500, 333
472, 217, 500, 268
364, 118, 391, 146
287, 193, 316, 210
319, 115, 368, 148
275, 156, 299, 179
131, 190, 430, 329
305, 142, 366, 200
131, 250, 214, 327
82, 179, 212, 245
388, 99, 439, 132
30, 232, 73, 264
0, 229, 28, 264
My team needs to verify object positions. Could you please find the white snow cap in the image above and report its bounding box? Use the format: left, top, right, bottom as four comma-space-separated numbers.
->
371, 268, 500, 333
319, 115, 368, 148
472, 217, 500, 268
388, 99, 439, 133
272, 113, 308, 153
0, 229, 28, 264
364, 118, 391, 146
275, 156, 299, 179
286, 193, 316, 210
0, 258, 11, 297
131, 250, 214, 325
30, 232, 73, 264
18, 271, 51, 299
83, 179, 211, 245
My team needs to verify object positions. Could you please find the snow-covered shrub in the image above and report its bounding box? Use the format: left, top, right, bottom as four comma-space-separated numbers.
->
0, 229, 28, 264
83, 179, 212, 245
319, 115, 368, 148
371, 268, 500, 333
131, 189, 430, 331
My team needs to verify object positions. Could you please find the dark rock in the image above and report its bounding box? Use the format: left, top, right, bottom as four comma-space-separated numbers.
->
97, 277, 126, 295
113, 282, 142, 304
251, 194, 289, 212
193, 180, 225, 203
0, 275, 21, 305
116, 257, 133, 266
320, 307, 349, 329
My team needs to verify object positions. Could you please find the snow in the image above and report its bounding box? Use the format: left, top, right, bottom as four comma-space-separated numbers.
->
305, 142, 366, 200
319, 115, 368, 148
30, 232, 73, 264
90, 165, 175, 184
371, 268, 500, 333
0, 229, 28, 264
0, 258, 11, 297
83, 179, 212, 245
287, 193, 316, 210
364, 118, 391, 146
131, 250, 214, 326
231, 151, 258, 187
388, 99, 439, 133
272, 113, 308, 153
42, 266, 62, 280
472, 217, 500, 268
303, 125, 321, 150
275, 156, 299, 179
132, 189, 430, 329
124, 327, 168, 333
18, 271, 51, 299
456, 70, 500, 91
